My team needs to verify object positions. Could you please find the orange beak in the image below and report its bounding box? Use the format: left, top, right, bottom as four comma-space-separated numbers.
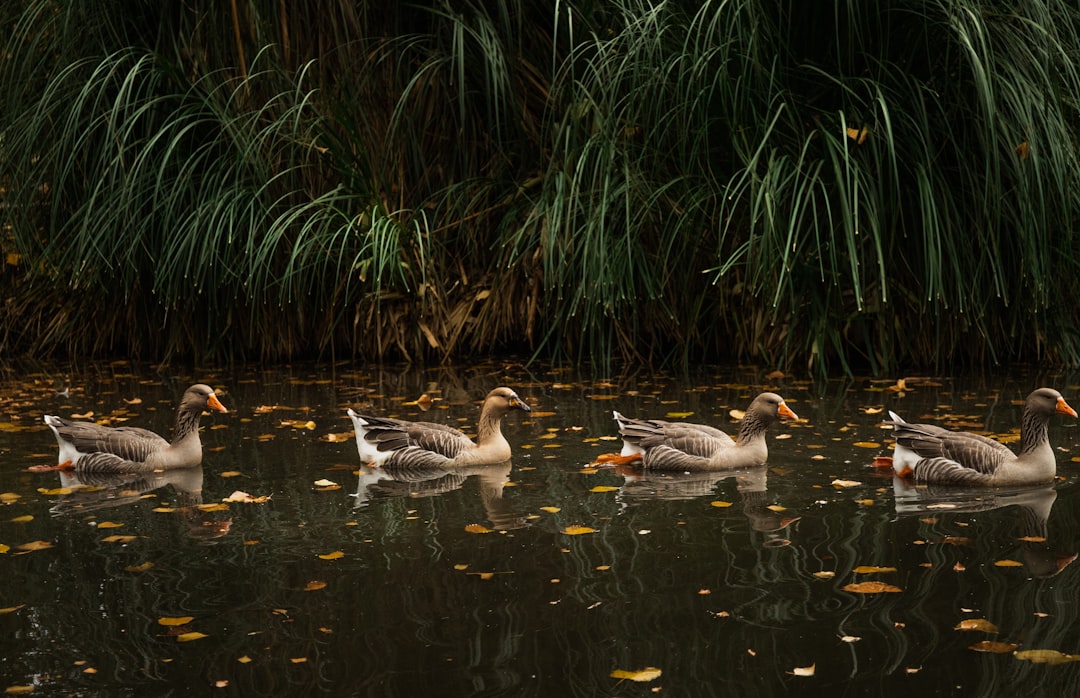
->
208, 393, 228, 413
1056, 397, 1077, 418
778, 402, 798, 420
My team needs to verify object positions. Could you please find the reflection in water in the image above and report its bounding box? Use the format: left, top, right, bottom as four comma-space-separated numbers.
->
610, 464, 799, 544
892, 478, 1076, 578
352, 460, 527, 530
46, 466, 232, 542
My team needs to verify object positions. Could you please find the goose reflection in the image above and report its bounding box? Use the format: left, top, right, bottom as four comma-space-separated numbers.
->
612, 464, 799, 545
892, 478, 1075, 577
44, 466, 232, 542
352, 459, 526, 530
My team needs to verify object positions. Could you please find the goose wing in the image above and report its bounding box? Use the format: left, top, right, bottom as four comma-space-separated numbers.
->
357, 416, 474, 460
616, 414, 735, 456
49, 418, 169, 462
888, 413, 1012, 475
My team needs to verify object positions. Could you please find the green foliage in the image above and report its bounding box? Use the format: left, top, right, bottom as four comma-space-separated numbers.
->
2, 0, 1080, 373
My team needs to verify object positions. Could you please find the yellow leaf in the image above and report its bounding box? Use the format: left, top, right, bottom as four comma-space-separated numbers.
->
729, 409, 746, 420
766, 505, 787, 512
220, 471, 242, 478
852, 442, 880, 449
832, 479, 862, 488
539, 506, 561, 513
846, 126, 869, 144
313, 479, 338, 487
790, 663, 816, 677
158, 616, 194, 626
318, 551, 345, 560
587, 394, 619, 401
124, 562, 154, 573
96, 521, 124, 529
562, 525, 596, 535
610, 667, 662, 682
970, 641, 1019, 654
237, 656, 253, 664
17, 540, 54, 551
813, 571, 836, 579
843, 581, 902, 594
863, 407, 883, 415
465, 524, 493, 534
152, 507, 176, 513
196, 503, 229, 512
454, 564, 469, 571
852, 566, 897, 574
177, 632, 208, 642
994, 559, 1023, 567
0, 492, 21, 502
0, 605, 26, 615
4, 685, 35, 695
1013, 649, 1080, 665
289, 657, 307, 664
304, 581, 327, 591
710, 501, 734, 508
955, 619, 999, 633
589, 486, 618, 493
8, 515, 32, 523
665, 411, 694, 419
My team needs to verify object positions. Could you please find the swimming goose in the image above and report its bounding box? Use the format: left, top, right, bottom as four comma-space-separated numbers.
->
34, 384, 228, 474
347, 387, 532, 468
885, 387, 1076, 486
608, 392, 798, 471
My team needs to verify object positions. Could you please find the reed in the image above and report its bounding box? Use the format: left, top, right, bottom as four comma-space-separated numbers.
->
2, 0, 1080, 373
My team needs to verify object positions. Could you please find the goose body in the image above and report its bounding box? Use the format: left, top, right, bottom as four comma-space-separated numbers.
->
612, 392, 798, 471
886, 388, 1076, 486
348, 387, 531, 468
36, 384, 228, 474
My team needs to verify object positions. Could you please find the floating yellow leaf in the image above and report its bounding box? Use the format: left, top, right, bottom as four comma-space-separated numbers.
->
1014, 649, 1080, 665
839, 635, 862, 643
0, 605, 25, 615
729, 409, 746, 420
177, 632, 207, 642
196, 503, 229, 512
465, 523, 493, 534
304, 581, 327, 591
4, 685, 34, 695
124, 562, 154, 573
562, 525, 596, 535
846, 126, 869, 144
220, 471, 242, 478
589, 486, 618, 493
766, 505, 787, 512
237, 656, 253, 664
0, 492, 21, 502
37, 487, 73, 496
610, 667, 662, 682
313, 479, 338, 487
8, 515, 32, 523
0, 544, 9, 554
539, 506, 561, 513
158, 616, 194, 626
223, 491, 271, 504
852, 442, 880, 449
970, 641, 1019, 654
17, 540, 54, 551
711, 501, 734, 508
96, 521, 124, 529
152, 507, 176, 513
1016, 535, 1046, 543
665, 411, 694, 419
281, 420, 316, 430
790, 663, 816, 677
955, 619, 999, 633
863, 407, 883, 415
843, 581, 902, 594
318, 551, 344, 560
832, 479, 862, 488
454, 564, 469, 571
290, 657, 308, 664
468, 572, 496, 580
813, 571, 836, 579
853, 566, 897, 574
587, 394, 619, 401
994, 559, 1023, 567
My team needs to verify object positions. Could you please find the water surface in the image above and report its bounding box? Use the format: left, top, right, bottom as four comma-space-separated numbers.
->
2, 363, 1079, 696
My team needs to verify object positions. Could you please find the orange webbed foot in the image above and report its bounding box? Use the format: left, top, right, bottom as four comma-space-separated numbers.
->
591, 453, 643, 467
28, 460, 74, 473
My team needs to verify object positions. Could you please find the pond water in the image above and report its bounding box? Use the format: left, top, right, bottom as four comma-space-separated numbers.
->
2, 362, 1080, 696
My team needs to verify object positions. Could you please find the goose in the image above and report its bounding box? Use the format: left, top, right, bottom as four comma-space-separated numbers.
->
606, 392, 798, 471
347, 387, 531, 468
885, 387, 1076, 486
33, 384, 228, 474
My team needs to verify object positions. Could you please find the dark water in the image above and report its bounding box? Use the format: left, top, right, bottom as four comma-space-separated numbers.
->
2, 362, 1080, 696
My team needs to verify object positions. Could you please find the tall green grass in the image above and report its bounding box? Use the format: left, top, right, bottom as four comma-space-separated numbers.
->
2, 0, 1080, 372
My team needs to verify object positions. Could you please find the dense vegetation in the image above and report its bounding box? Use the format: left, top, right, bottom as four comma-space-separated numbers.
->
3, 0, 1080, 374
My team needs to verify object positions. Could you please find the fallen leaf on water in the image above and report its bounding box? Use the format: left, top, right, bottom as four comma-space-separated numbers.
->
539, 506, 561, 513
610, 667, 662, 682
863, 407, 883, 415
318, 551, 344, 560
5, 685, 34, 695
994, 559, 1023, 567
304, 581, 327, 591
220, 471, 242, 478
562, 525, 596, 535
955, 619, 999, 633
237, 656, 253, 664
313, 479, 338, 487
589, 486, 618, 493
468, 572, 497, 580
789, 663, 816, 677
729, 409, 746, 420
465, 523, 493, 534
1014, 649, 1080, 665
843, 581, 902, 594
953, 562, 966, 572
852, 566, 897, 574
1016, 535, 1046, 543
970, 641, 1018, 654
839, 635, 861, 643
666, 411, 694, 419
289, 657, 307, 664
223, 491, 271, 504
17, 540, 54, 551
766, 505, 787, 512
0, 492, 21, 502
8, 515, 32, 523
711, 501, 733, 508
158, 616, 195, 626
852, 442, 880, 449
96, 521, 124, 529
280, 420, 316, 430
124, 562, 154, 573
0, 605, 25, 615
813, 571, 836, 579
832, 479, 862, 488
